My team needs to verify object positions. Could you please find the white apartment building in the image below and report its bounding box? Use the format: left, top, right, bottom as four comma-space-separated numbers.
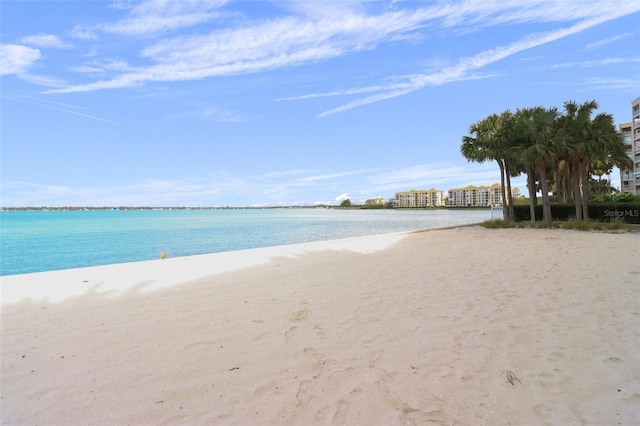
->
393, 189, 444, 208
447, 183, 503, 207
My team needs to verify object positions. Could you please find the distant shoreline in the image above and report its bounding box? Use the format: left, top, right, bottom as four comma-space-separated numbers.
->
0, 205, 492, 211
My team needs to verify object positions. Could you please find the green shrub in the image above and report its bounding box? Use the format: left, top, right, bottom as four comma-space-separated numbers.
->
590, 193, 640, 203
481, 219, 517, 228
560, 218, 602, 231
605, 219, 632, 231
512, 203, 640, 224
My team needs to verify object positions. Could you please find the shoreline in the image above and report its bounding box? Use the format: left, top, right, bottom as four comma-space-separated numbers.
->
1, 209, 493, 277
1, 229, 413, 305
2, 226, 639, 425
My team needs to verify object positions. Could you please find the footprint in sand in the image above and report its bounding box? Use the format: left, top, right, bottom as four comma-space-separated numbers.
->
603, 356, 625, 366
284, 326, 298, 340
295, 380, 313, 407
332, 399, 350, 423
290, 309, 308, 321
313, 324, 326, 338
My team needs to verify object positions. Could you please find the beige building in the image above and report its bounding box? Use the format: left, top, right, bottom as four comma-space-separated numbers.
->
365, 197, 386, 206
619, 97, 640, 194
393, 188, 444, 208
447, 183, 503, 207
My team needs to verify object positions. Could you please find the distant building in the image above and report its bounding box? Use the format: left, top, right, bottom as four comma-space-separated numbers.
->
512, 188, 522, 199
619, 121, 634, 194
365, 196, 386, 206
393, 188, 444, 208
619, 97, 640, 194
447, 183, 503, 207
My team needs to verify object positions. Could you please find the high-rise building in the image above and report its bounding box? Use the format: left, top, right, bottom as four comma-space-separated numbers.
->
632, 97, 640, 194
393, 189, 444, 208
620, 97, 640, 195
447, 183, 502, 207
619, 121, 633, 194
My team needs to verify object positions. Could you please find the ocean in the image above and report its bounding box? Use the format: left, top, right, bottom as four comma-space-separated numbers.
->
0, 208, 494, 276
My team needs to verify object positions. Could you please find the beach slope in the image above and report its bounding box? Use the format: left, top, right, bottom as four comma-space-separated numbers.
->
2, 227, 638, 425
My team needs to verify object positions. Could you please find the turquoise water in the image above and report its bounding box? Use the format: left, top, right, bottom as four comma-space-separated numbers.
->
0, 208, 492, 276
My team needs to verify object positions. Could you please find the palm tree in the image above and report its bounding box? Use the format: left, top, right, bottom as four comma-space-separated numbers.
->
559, 100, 628, 220
579, 111, 630, 218
531, 106, 561, 228
462, 100, 629, 224
498, 111, 517, 222
559, 100, 599, 221
461, 113, 514, 221
511, 107, 539, 223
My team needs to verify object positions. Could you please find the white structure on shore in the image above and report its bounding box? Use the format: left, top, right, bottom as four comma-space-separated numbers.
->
447, 183, 503, 207
393, 189, 445, 208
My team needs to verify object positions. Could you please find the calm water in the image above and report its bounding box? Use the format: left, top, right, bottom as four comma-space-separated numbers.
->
0, 208, 492, 276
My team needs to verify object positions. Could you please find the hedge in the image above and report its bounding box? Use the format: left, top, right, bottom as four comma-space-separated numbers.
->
512, 203, 640, 224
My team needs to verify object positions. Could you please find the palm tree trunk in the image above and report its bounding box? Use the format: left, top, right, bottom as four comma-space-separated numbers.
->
496, 159, 508, 221
572, 161, 583, 221
566, 162, 575, 204
555, 160, 570, 204
526, 164, 537, 222
581, 163, 590, 220
538, 160, 552, 227
505, 162, 515, 221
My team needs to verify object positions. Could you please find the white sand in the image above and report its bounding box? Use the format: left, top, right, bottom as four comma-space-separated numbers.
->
1, 226, 639, 425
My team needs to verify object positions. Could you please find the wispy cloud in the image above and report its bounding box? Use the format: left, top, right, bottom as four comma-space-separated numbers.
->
168, 105, 248, 122
550, 57, 640, 69
19, 34, 73, 49
1, 162, 514, 207
299, 169, 377, 183
586, 32, 636, 50
45, 1, 640, 95
101, 0, 229, 35
314, 11, 639, 117
577, 77, 640, 91
5, 95, 118, 124
70, 59, 131, 76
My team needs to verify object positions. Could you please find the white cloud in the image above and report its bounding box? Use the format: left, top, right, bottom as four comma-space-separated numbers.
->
17, 73, 68, 88
168, 105, 248, 122
6, 95, 117, 124
1, 161, 528, 207
550, 57, 640, 69
578, 77, 640, 91
315, 9, 640, 117
300, 170, 375, 183
19, 34, 73, 49
101, 0, 229, 35
69, 26, 99, 41
586, 32, 635, 50
71, 59, 131, 75
0, 44, 41, 75
20, 0, 640, 116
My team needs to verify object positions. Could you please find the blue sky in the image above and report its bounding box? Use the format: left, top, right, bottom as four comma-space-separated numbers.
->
1, 0, 639, 207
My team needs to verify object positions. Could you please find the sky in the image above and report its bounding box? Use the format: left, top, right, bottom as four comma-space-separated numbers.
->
1, 0, 639, 207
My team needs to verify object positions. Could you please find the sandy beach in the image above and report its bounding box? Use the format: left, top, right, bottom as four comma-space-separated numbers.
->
1, 226, 639, 425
